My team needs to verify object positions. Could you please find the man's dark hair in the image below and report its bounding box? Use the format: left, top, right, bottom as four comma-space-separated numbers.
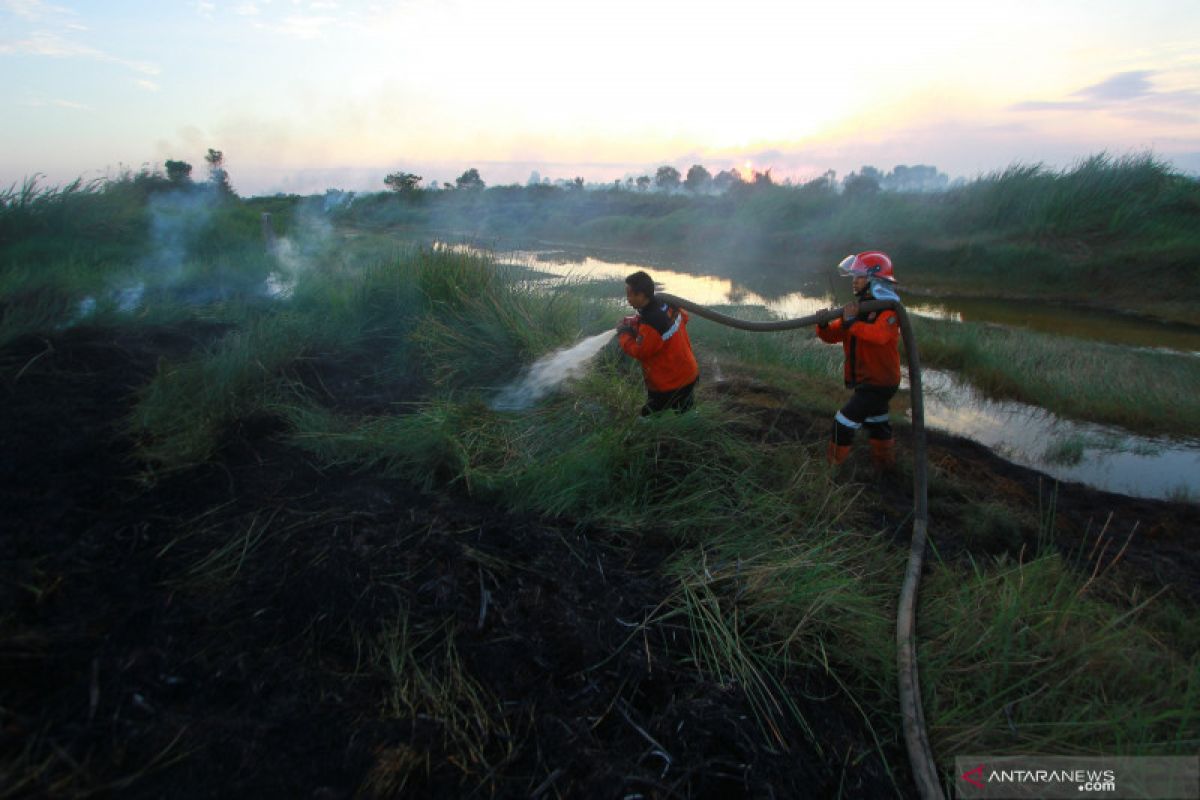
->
625, 271, 655, 298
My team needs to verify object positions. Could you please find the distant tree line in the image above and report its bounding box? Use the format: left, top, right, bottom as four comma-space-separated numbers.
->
382, 161, 949, 197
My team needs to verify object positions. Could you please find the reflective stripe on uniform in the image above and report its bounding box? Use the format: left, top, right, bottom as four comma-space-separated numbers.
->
835, 411, 862, 429
864, 413, 889, 424
660, 314, 682, 341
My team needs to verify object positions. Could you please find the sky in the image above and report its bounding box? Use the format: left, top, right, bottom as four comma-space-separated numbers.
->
3, 0, 1200, 195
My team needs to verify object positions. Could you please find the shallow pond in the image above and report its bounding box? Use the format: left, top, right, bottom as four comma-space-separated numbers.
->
914, 368, 1200, 501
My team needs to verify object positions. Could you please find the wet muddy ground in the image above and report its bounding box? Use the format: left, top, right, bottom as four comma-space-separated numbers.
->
3, 326, 1196, 797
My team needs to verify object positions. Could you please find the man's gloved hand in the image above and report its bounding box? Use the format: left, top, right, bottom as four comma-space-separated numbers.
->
837, 301, 858, 328
616, 315, 639, 337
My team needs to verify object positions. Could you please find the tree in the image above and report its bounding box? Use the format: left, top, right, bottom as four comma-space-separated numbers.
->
655, 165, 681, 191
752, 168, 773, 186
712, 169, 744, 192
571, 176, 584, 190
882, 164, 949, 193
165, 159, 192, 185
384, 171, 423, 193
684, 164, 712, 193
843, 165, 882, 197
204, 148, 234, 195
635, 175, 651, 192
801, 170, 838, 195
455, 168, 485, 191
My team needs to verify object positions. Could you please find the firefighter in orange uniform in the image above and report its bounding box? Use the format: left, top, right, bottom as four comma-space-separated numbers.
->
816, 251, 902, 469
617, 271, 700, 415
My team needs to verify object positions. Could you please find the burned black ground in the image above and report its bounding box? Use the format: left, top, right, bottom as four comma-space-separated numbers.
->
2, 326, 906, 798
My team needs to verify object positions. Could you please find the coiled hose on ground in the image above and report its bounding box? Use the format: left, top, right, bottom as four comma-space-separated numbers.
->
656, 293, 944, 800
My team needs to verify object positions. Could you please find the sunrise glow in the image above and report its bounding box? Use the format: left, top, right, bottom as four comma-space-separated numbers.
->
3, 0, 1199, 193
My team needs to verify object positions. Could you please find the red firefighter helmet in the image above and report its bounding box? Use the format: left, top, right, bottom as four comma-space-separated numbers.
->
837, 251, 895, 283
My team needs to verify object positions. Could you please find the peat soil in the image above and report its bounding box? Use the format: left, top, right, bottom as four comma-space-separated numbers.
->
1, 326, 908, 799
712, 379, 1200, 605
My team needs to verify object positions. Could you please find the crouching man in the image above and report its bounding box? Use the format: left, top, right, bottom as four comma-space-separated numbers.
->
617, 271, 700, 416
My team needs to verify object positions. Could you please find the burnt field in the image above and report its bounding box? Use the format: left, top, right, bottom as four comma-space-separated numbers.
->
1, 324, 903, 798
3, 319, 1197, 798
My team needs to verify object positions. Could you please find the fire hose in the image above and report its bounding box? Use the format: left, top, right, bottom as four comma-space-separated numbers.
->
656, 293, 943, 800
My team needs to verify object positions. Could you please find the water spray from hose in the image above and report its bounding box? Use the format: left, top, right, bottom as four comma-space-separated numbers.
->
490, 330, 617, 411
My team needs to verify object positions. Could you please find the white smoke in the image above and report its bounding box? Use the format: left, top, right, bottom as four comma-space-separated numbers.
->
63, 281, 143, 328
266, 198, 335, 296
115, 281, 145, 312
491, 330, 616, 411
322, 188, 355, 212
142, 185, 218, 280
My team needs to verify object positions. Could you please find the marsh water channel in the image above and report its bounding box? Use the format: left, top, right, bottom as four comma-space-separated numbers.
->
429, 240, 1200, 501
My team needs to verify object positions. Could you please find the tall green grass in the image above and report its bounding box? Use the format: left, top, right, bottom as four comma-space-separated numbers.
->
913, 315, 1200, 436
944, 153, 1194, 239
921, 551, 1199, 757
0, 176, 141, 259
283, 382, 822, 541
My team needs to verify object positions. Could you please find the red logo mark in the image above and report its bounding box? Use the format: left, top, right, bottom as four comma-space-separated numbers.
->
961, 764, 985, 789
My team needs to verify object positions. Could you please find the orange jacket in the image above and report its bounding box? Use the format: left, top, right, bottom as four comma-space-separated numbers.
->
816, 308, 901, 388
619, 301, 699, 392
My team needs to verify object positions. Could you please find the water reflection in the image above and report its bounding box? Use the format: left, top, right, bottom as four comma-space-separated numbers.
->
913, 368, 1200, 501
436, 240, 812, 311
437, 241, 836, 318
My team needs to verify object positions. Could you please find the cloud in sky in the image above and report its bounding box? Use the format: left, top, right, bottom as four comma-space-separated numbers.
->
0, 30, 159, 75
1011, 70, 1200, 121
1, 0, 71, 21
1075, 70, 1157, 102
22, 93, 89, 110
264, 14, 339, 40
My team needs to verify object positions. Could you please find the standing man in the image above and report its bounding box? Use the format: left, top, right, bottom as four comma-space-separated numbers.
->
617, 271, 700, 416
816, 251, 902, 469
